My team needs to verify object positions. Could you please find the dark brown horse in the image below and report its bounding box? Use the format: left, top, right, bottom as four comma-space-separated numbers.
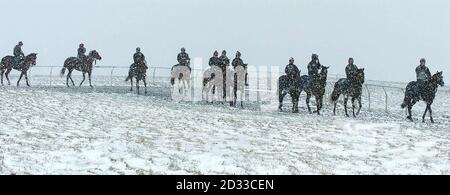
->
300, 66, 329, 115
331, 68, 365, 117
401, 71, 444, 123
126, 61, 148, 94
60, 50, 102, 88
1, 53, 38, 86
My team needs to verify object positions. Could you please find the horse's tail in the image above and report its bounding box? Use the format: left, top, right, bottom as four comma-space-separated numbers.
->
401, 95, 410, 109
60, 67, 66, 77
331, 82, 341, 102
125, 75, 131, 82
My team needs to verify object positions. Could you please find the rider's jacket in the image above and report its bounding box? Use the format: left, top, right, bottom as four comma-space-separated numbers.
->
133, 52, 146, 64
209, 56, 221, 67
78, 46, 86, 59
416, 65, 431, 82
219, 55, 230, 70
345, 63, 359, 82
307, 60, 321, 78
285, 63, 300, 79
177, 52, 190, 66
14, 45, 24, 58
232, 57, 246, 69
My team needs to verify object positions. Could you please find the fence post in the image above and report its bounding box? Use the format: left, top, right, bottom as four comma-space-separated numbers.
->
49, 66, 53, 86
382, 86, 388, 113
365, 84, 371, 111
110, 66, 115, 87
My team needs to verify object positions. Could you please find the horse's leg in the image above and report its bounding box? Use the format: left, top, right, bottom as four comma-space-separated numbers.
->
352, 96, 357, 117
136, 79, 140, 95
130, 77, 133, 92
428, 104, 434, 123
279, 90, 287, 111
306, 93, 312, 114
333, 102, 337, 116
292, 91, 299, 113
88, 72, 93, 88
357, 96, 362, 115
240, 89, 244, 108
68, 70, 75, 86
17, 72, 24, 87
80, 72, 86, 87
344, 97, 349, 117
315, 96, 321, 115
1, 70, 4, 86
143, 76, 147, 95
407, 105, 413, 122
422, 105, 429, 123
5, 68, 12, 85
25, 71, 30, 87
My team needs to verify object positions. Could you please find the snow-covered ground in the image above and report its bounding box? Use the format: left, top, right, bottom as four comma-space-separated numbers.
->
0, 75, 449, 175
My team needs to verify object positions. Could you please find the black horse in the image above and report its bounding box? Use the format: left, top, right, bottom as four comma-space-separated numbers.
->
331, 68, 365, 117
300, 66, 329, 115
278, 73, 301, 113
126, 61, 148, 95
1, 53, 38, 86
60, 50, 102, 88
401, 71, 444, 123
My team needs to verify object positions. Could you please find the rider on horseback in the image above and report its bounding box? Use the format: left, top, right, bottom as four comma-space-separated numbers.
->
285, 57, 300, 86
133, 47, 148, 70
13, 41, 25, 66
345, 57, 359, 83
307, 54, 322, 88
78, 43, 86, 63
209, 50, 220, 66
177, 47, 190, 67
232, 51, 248, 86
416, 58, 431, 99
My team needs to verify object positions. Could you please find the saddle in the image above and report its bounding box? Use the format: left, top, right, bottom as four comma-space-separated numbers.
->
12, 57, 25, 69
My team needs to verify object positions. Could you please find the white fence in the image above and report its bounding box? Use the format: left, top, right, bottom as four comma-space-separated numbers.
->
17, 65, 450, 115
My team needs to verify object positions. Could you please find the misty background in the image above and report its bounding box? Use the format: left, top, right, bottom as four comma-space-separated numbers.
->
0, 0, 448, 83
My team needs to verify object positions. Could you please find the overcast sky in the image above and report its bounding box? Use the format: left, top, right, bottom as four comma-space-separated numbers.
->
0, 0, 448, 82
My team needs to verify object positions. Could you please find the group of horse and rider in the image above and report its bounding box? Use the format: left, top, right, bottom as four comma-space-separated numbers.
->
278, 53, 444, 123
0, 41, 445, 122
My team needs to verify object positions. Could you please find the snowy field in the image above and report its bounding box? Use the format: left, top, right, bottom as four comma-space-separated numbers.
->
0, 74, 449, 175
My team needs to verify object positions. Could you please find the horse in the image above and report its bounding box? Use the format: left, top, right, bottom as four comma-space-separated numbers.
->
401, 71, 444, 123
125, 61, 148, 95
170, 64, 191, 98
300, 66, 329, 115
60, 50, 102, 88
0, 53, 38, 86
278, 73, 302, 113
331, 68, 365, 117
232, 65, 247, 108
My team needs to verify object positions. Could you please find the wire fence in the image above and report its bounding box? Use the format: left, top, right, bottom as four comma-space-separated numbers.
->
13, 65, 450, 115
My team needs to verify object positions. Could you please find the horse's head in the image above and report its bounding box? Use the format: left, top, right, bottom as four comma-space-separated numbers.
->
89, 50, 102, 60
26, 53, 38, 66
432, 71, 444, 87
356, 68, 365, 84
319, 66, 329, 80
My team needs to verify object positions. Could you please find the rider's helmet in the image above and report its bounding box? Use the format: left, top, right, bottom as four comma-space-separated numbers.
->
349, 57, 354, 64
289, 57, 294, 63
222, 50, 227, 55
213, 50, 219, 56
79, 43, 84, 47
136, 47, 141, 52
420, 58, 426, 64
236, 51, 241, 57
18, 41, 23, 46
312, 53, 318, 59
181, 47, 186, 52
